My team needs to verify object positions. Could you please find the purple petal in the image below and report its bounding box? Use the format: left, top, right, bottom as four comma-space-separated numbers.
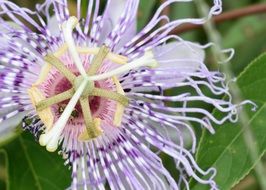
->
98, 0, 138, 51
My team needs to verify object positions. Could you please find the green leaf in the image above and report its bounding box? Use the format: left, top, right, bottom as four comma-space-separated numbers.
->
221, 16, 266, 75
230, 29, 266, 76
170, 2, 199, 41
0, 150, 8, 189
2, 132, 71, 190
191, 53, 266, 190
222, 16, 266, 48
0, 126, 22, 148
137, 0, 156, 30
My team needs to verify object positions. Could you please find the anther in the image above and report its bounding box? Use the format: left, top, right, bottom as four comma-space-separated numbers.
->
54, 43, 68, 57
113, 76, 126, 127
78, 118, 103, 141
53, 44, 128, 65
77, 47, 127, 64
27, 87, 54, 130
33, 63, 52, 86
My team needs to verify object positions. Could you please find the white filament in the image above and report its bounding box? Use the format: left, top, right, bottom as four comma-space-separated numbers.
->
62, 16, 87, 78
87, 51, 158, 81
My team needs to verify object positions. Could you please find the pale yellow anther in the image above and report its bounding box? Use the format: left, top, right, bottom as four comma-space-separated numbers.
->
78, 118, 103, 141
53, 43, 68, 57
33, 63, 52, 86
144, 51, 159, 68
68, 16, 79, 29
109, 54, 128, 65
76, 47, 99, 55
27, 87, 54, 130
77, 47, 128, 64
50, 43, 128, 64
112, 76, 126, 127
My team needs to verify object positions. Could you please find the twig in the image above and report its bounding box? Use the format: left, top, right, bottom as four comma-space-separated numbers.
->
171, 3, 266, 34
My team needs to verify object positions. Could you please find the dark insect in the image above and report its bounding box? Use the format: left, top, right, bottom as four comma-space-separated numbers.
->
58, 104, 79, 120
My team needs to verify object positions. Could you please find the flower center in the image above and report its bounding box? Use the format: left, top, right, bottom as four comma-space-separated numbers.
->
27, 16, 158, 152
50, 71, 102, 116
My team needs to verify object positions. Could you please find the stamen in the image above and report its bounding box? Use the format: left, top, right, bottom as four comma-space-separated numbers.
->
54, 43, 68, 57
77, 45, 109, 141
113, 76, 126, 127
86, 51, 158, 82
27, 87, 54, 130
39, 79, 88, 152
32, 31, 141, 150
52, 43, 128, 64
78, 118, 102, 141
62, 16, 87, 78
87, 45, 110, 75
38, 44, 112, 147
90, 88, 129, 106
79, 97, 93, 127
36, 88, 75, 111
34, 85, 128, 116
78, 98, 103, 141
33, 63, 52, 86
45, 54, 76, 84
77, 47, 128, 64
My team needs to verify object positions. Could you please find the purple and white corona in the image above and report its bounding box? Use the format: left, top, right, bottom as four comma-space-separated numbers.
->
0, 0, 252, 189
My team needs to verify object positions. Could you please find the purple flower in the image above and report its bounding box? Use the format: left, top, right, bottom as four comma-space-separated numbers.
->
0, 0, 254, 189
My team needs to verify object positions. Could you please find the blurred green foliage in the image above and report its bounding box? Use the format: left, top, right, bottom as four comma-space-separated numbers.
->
192, 53, 266, 190
3, 133, 71, 190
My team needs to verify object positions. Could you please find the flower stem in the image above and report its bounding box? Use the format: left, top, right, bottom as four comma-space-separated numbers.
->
195, 0, 266, 189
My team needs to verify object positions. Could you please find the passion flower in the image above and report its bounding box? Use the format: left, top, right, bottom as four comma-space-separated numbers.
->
0, 0, 253, 189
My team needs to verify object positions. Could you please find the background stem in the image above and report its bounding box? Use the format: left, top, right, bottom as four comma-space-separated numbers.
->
171, 3, 266, 34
